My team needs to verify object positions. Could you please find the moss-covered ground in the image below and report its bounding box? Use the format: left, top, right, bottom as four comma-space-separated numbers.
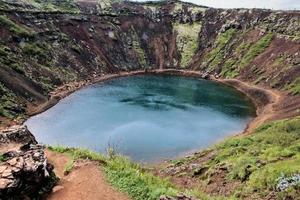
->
166, 116, 300, 199
204, 28, 236, 71
173, 22, 201, 68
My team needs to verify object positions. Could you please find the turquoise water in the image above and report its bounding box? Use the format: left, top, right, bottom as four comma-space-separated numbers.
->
26, 75, 256, 163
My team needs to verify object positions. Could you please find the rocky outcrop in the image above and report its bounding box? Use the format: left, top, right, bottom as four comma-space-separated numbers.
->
0, 126, 57, 199
0, 125, 37, 145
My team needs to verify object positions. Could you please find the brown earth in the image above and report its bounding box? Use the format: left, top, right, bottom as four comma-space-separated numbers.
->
217, 78, 281, 133
45, 149, 130, 200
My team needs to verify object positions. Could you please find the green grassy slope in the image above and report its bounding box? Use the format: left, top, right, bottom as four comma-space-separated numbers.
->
48, 116, 300, 200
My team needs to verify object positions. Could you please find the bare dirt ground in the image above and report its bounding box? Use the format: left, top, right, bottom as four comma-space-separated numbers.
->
45, 150, 130, 200
218, 78, 300, 132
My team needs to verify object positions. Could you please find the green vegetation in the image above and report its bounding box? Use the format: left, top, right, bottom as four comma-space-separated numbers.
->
187, 6, 207, 14
142, 5, 158, 12
286, 77, 300, 95
39, 76, 55, 92
173, 22, 201, 67
47, 116, 300, 200
0, 0, 79, 13
204, 117, 300, 199
0, 46, 8, 57
0, 154, 5, 163
0, 45, 26, 75
220, 40, 251, 78
22, 43, 47, 59
48, 146, 179, 200
47, 146, 106, 162
64, 160, 74, 175
170, 2, 206, 15
0, 15, 35, 38
171, 2, 183, 14
204, 28, 236, 70
17, 0, 80, 13
0, 83, 20, 119
130, 27, 147, 68
105, 156, 178, 200
220, 58, 239, 78
239, 32, 274, 68
220, 32, 274, 78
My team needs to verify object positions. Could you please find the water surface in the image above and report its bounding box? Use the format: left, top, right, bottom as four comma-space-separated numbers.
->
26, 75, 256, 162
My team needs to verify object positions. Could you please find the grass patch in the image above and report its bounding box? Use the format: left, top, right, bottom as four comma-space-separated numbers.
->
204, 28, 236, 70
22, 43, 47, 59
0, 154, 5, 163
286, 77, 300, 95
48, 146, 179, 200
47, 146, 106, 163
169, 116, 300, 199
220, 32, 273, 78
220, 40, 251, 78
207, 28, 236, 69
220, 58, 239, 78
48, 116, 300, 200
210, 116, 300, 198
239, 32, 274, 68
0, 83, 20, 119
104, 156, 178, 200
39, 76, 54, 92
64, 160, 74, 175
173, 22, 201, 68
14, 0, 80, 13
0, 15, 35, 38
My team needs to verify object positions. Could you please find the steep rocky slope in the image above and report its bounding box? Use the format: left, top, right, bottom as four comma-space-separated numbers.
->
0, 0, 300, 199
0, 0, 299, 125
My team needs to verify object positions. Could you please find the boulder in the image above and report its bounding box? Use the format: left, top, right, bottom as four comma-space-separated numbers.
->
0, 125, 37, 145
0, 126, 57, 199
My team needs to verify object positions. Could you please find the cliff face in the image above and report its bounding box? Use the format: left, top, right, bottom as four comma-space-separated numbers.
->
0, 0, 299, 122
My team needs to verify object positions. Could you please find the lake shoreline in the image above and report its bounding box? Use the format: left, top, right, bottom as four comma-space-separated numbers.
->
33, 69, 282, 133
1, 69, 286, 136
1, 67, 293, 153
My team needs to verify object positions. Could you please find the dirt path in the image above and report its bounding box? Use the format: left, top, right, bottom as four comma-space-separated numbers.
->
218, 78, 282, 133
45, 150, 130, 200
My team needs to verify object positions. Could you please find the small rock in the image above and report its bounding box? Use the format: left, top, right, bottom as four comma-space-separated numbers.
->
52, 185, 64, 193
7, 158, 18, 166
0, 178, 14, 189
0, 166, 7, 174
1, 169, 12, 178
